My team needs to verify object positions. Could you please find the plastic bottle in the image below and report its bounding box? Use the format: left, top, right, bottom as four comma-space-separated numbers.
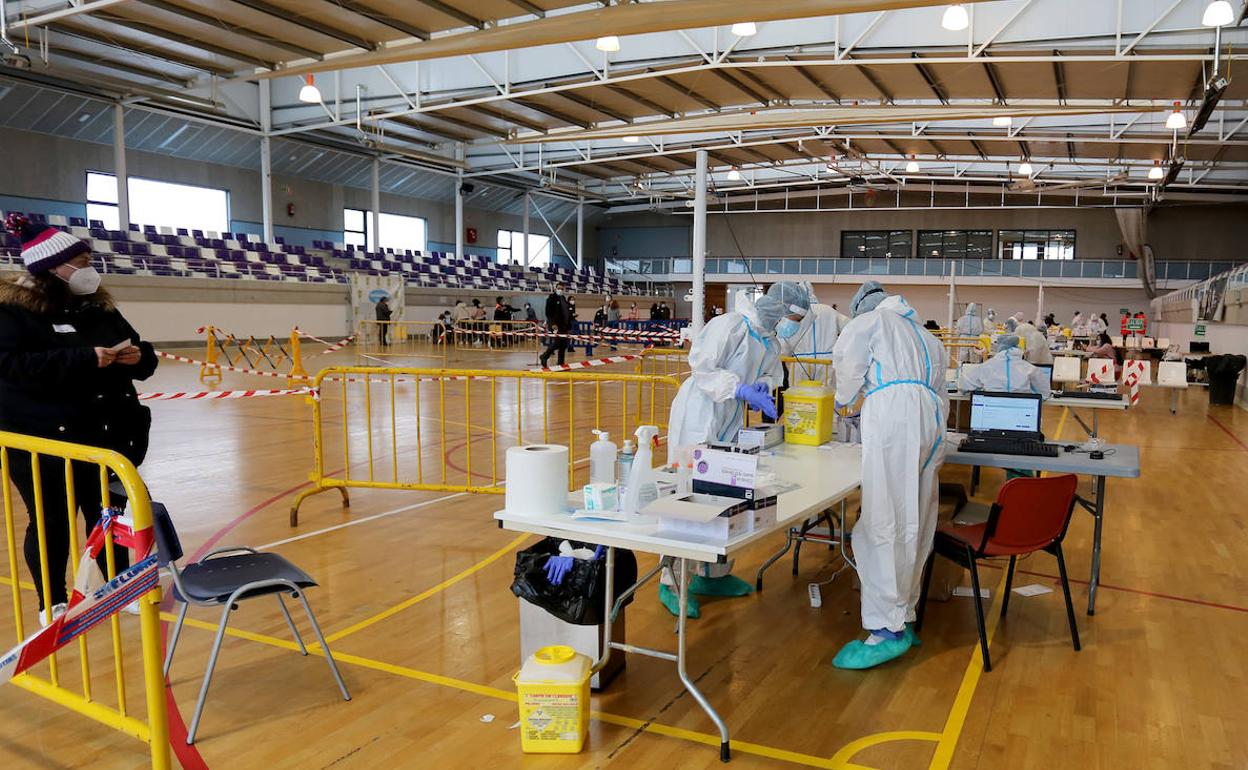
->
589, 429, 618, 485
617, 439, 635, 486
622, 426, 660, 514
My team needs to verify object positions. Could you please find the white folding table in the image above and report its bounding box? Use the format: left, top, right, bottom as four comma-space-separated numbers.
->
495, 442, 862, 762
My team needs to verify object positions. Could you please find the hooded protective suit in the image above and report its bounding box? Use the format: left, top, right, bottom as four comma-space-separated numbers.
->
667, 303, 780, 458
954, 303, 985, 364
959, 336, 1050, 396
832, 293, 949, 633
1015, 322, 1053, 364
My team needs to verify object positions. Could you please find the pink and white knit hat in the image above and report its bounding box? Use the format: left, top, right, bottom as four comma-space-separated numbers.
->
4, 213, 90, 273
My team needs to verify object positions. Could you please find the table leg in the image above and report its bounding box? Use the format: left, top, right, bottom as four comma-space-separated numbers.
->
754, 529, 795, 590
677, 558, 731, 762
1087, 476, 1105, 616
1091, 410, 1099, 438
1170, 388, 1179, 415
592, 547, 617, 674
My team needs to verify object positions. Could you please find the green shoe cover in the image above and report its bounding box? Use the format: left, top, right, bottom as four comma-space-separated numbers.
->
658, 583, 701, 618
689, 574, 754, 597
831, 636, 913, 670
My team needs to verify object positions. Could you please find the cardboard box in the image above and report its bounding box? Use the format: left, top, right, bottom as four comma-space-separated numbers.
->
646, 493, 751, 544
738, 424, 784, 450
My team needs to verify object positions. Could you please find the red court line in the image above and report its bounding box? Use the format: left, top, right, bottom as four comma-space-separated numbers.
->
1206, 412, 1248, 451
980, 562, 1248, 614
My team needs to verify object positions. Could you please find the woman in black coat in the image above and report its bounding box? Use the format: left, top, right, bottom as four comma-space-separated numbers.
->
0, 214, 157, 622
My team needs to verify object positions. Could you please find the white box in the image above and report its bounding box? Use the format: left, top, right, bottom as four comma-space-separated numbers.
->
659, 510, 752, 543
647, 493, 751, 544
691, 447, 759, 488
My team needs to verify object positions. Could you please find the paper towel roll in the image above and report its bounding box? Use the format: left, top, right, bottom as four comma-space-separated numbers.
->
505, 444, 570, 516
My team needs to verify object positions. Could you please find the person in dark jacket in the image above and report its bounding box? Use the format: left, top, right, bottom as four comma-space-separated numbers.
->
524, 302, 537, 322
539, 282, 571, 367
0, 214, 157, 622
375, 296, 392, 346
494, 296, 520, 347
649, 303, 660, 321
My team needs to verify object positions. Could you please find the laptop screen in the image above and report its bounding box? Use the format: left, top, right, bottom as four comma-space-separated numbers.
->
970, 393, 1042, 434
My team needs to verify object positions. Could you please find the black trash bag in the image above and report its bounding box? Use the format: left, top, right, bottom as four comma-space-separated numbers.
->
510, 537, 638, 626
1206, 354, 1247, 406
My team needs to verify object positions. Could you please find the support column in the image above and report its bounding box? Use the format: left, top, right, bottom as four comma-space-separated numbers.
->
371, 157, 381, 251
947, 260, 957, 331
692, 150, 708, 336
575, 195, 584, 270
455, 170, 464, 261
522, 192, 531, 266
1037, 283, 1045, 327
113, 103, 129, 229
259, 80, 274, 243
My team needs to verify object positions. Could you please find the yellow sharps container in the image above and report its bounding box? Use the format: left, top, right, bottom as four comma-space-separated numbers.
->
783, 380, 836, 445
514, 645, 591, 753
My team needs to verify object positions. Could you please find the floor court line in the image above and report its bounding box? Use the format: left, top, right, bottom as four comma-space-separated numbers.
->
1206, 412, 1248, 451
256, 492, 469, 550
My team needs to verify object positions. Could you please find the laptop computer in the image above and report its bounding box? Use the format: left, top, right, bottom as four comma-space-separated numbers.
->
959, 391, 1058, 457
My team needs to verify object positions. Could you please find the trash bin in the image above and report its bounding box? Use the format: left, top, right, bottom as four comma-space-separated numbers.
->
1206, 354, 1247, 405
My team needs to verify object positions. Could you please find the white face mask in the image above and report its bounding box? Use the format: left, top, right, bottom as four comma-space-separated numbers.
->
60, 264, 102, 296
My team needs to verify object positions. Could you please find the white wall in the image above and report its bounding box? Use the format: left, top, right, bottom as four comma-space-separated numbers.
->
118, 300, 350, 342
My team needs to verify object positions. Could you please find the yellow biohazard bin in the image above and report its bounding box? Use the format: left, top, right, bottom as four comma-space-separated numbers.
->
514, 645, 591, 754
783, 380, 836, 445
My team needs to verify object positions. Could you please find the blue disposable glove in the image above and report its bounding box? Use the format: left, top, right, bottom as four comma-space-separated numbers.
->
735, 382, 777, 420
544, 554, 575, 586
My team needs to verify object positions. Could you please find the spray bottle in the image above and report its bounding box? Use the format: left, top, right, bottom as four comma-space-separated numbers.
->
621, 425, 660, 514
589, 429, 617, 485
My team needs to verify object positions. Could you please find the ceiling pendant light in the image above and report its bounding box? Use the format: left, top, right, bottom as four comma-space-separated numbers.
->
993, 115, 1013, 127
1148, 161, 1165, 180
1165, 101, 1187, 130
1017, 160, 1033, 176
941, 4, 969, 31
596, 35, 620, 52
622, 135, 639, 143
905, 155, 920, 174
1203, 0, 1234, 27
727, 167, 742, 181
731, 21, 757, 37
298, 74, 321, 103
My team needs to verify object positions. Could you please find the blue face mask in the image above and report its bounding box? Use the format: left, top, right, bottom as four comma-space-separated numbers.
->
776, 318, 801, 339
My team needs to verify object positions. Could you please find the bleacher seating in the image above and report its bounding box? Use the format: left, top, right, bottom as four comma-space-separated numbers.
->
0, 210, 642, 294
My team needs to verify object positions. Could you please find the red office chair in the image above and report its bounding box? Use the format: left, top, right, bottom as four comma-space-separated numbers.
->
916, 474, 1081, 672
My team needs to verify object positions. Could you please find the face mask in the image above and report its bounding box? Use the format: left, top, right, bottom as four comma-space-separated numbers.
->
61, 264, 101, 296
776, 318, 801, 339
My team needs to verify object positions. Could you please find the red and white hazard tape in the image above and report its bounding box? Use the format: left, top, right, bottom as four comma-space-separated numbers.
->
155, 350, 307, 380
461, 325, 677, 345
138, 388, 314, 401
295, 328, 357, 354
529, 354, 644, 372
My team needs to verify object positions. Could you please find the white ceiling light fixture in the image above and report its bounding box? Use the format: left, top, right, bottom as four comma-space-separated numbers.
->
993, 116, 1013, 127
1203, 0, 1234, 27
1166, 101, 1188, 130
727, 167, 742, 181
905, 155, 920, 173
731, 21, 757, 37
941, 4, 969, 31
1148, 161, 1165, 180
1017, 160, 1034, 176
298, 74, 321, 103
595, 35, 620, 52
622, 135, 639, 143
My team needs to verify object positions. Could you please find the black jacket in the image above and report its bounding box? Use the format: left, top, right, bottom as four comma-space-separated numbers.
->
0, 277, 157, 465
375, 301, 392, 321
494, 303, 518, 321
544, 292, 571, 332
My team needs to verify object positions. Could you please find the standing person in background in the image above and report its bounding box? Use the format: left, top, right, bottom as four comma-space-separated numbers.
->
606, 299, 621, 351
375, 296, 392, 346
524, 302, 538, 322
450, 299, 470, 346
494, 296, 519, 347
1090, 312, 1108, 337
1132, 311, 1148, 338
1015, 321, 1054, 365
470, 298, 487, 345
539, 282, 571, 368
954, 303, 984, 364
649, 302, 660, 321
1120, 310, 1132, 338
0, 215, 157, 624
627, 302, 639, 321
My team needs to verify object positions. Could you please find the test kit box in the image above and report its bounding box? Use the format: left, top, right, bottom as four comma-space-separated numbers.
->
738, 424, 784, 450
646, 493, 751, 544
748, 489, 779, 530
691, 447, 759, 489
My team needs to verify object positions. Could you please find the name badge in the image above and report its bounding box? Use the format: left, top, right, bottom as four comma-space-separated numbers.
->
53, 324, 77, 333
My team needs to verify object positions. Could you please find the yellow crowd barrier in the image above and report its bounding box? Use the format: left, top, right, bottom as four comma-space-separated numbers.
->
199, 324, 309, 387
289, 366, 682, 526
357, 320, 451, 366
0, 432, 169, 769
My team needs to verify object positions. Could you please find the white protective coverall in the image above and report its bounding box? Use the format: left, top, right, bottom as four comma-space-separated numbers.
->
960, 345, 1051, 396
1015, 322, 1054, 365
833, 294, 950, 632
781, 302, 843, 377
954, 304, 985, 363
667, 303, 781, 461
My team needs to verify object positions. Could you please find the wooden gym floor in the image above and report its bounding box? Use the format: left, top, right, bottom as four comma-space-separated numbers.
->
0, 341, 1246, 770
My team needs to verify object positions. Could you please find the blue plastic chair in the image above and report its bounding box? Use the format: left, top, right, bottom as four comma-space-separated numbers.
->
150, 501, 350, 744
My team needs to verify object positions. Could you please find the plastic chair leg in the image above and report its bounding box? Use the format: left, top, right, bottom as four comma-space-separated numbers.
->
276, 594, 307, 655
1054, 544, 1081, 651
1000, 556, 1018, 619
164, 601, 189, 677
967, 551, 992, 672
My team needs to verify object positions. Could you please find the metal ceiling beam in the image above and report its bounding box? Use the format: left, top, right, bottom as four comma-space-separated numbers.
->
553, 89, 634, 125
734, 69, 786, 104
84, 14, 278, 68
1052, 51, 1067, 104
47, 23, 235, 76
502, 0, 546, 17
854, 64, 894, 102
912, 55, 947, 104
467, 103, 547, 133
49, 46, 193, 87
408, 0, 484, 30
388, 114, 477, 142
983, 61, 1007, 103
708, 68, 770, 107
6, 0, 130, 29
137, 0, 324, 60
603, 83, 677, 118
656, 74, 719, 112
335, 1, 431, 40
228, 0, 375, 49
513, 98, 591, 128
789, 61, 840, 102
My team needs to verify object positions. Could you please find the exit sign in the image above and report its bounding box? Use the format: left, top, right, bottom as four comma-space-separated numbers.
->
1195, 324, 1207, 337
1119, 308, 1130, 315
